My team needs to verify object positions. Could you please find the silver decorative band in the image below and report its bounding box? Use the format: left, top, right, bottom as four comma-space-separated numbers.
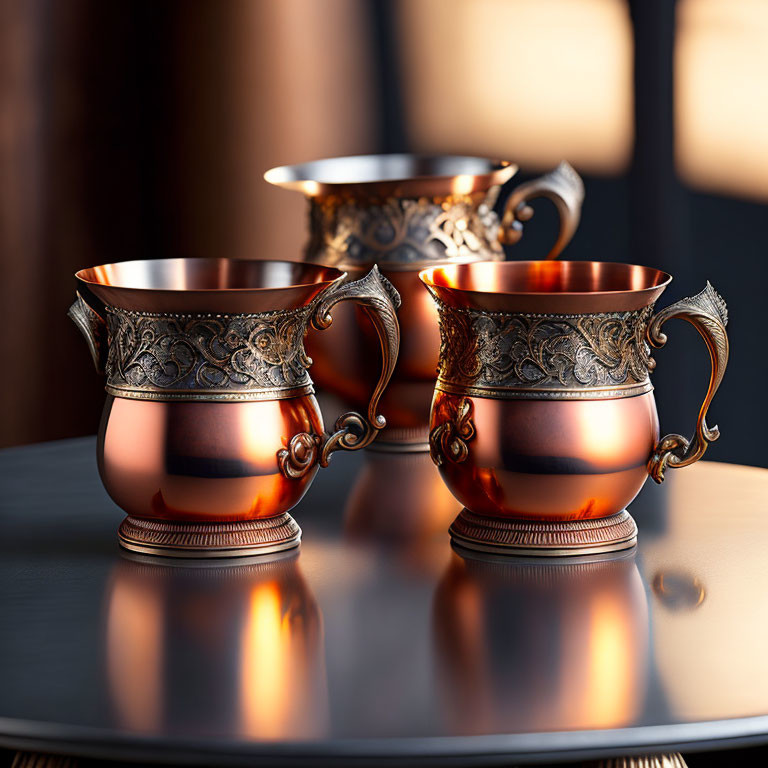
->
435, 300, 655, 401
307, 192, 504, 266
106, 383, 315, 402
435, 380, 653, 401
104, 305, 314, 402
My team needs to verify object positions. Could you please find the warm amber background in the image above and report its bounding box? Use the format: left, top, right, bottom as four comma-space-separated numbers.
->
1, 0, 766, 468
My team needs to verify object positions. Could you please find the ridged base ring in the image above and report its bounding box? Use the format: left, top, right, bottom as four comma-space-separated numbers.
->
118, 513, 302, 558
449, 509, 637, 557
367, 425, 430, 453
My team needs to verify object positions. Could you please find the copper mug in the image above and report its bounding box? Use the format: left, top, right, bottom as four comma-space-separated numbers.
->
69, 258, 400, 557
420, 260, 729, 556
265, 154, 585, 450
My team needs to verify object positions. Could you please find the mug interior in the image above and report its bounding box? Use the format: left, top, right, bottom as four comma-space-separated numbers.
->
264, 154, 518, 197
75, 258, 345, 314
77, 258, 340, 292
420, 261, 672, 313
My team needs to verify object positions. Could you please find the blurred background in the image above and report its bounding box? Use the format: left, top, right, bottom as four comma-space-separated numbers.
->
1, 0, 765, 467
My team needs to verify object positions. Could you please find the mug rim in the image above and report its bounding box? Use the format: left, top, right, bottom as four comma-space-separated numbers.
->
263, 153, 519, 197
74, 257, 347, 314
75, 257, 346, 294
419, 260, 672, 298
419, 260, 673, 314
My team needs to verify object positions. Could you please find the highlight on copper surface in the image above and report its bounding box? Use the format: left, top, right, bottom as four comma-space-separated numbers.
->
264, 154, 519, 197
76, 258, 343, 292
419, 261, 673, 314
74, 258, 347, 313
419, 260, 672, 296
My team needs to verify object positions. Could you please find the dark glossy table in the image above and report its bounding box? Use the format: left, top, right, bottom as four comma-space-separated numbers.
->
1, 438, 768, 767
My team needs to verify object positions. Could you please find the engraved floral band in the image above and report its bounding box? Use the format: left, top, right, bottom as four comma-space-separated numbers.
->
307, 193, 504, 266
434, 299, 656, 400
304, 161, 584, 267
101, 304, 315, 401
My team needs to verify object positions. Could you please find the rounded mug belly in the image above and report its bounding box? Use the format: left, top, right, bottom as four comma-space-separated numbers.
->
98, 395, 323, 521
432, 391, 659, 521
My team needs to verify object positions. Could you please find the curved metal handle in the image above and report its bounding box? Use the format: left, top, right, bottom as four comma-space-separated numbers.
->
68, 292, 108, 373
647, 282, 729, 483
499, 160, 585, 259
312, 265, 401, 463
277, 266, 401, 478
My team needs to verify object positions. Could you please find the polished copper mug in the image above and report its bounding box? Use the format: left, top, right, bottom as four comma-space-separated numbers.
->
420, 260, 729, 555
265, 154, 585, 450
69, 258, 400, 557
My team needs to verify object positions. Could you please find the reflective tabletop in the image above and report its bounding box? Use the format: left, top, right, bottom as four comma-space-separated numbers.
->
1, 437, 767, 765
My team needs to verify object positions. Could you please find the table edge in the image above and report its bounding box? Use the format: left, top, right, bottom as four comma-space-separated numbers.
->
2, 714, 768, 765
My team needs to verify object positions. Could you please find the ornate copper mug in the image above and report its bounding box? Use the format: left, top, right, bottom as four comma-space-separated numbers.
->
420, 261, 729, 556
265, 154, 584, 450
69, 258, 400, 557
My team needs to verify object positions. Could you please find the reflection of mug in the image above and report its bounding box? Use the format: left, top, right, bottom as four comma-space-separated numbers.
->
344, 451, 461, 544
265, 154, 584, 450
433, 549, 649, 734
105, 553, 327, 739
69, 258, 400, 556
420, 261, 729, 555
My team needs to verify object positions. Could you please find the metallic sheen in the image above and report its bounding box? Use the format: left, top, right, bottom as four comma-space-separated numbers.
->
118, 512, 301, 557
450, 509, 638, 556
265, 154, 585, 448
103, 306, 314, 401
647, 282, 729, 482
499, 161, 585, 258
420, 262, 729, 551
70, 259, 402, 555
432, 299, 655, 399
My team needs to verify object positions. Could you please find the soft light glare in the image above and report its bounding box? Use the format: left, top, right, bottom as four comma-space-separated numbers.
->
240, 582, 293, 739
106, 577, 163, 732
301, 180, 321, 197
451, 174, 475, 196
397, 0, 633, 173
676, 0, 768, 201
575, 399, 629, 465
242, 401, 290, 467
579, 592, 639, 726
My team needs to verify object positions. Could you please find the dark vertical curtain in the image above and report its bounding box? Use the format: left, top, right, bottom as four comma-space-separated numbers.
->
0, 0, 378, 448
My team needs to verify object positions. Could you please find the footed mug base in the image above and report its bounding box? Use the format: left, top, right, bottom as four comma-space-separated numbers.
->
118, 513, 302, 559
367, 424, 431, 454
449, 508, 637, 557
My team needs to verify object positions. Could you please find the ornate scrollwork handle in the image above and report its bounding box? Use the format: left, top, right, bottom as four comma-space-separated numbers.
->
647, 282, 729, 483
313, 265, 401, 464
499, 160, 585, 259
277, 266, 401, 478
68, 292, 108, 373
